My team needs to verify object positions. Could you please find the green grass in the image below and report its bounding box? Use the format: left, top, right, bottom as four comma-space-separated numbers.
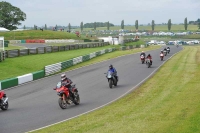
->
4, 44, 25, 50
0, 30, 86, 40
78, 25, 199, 32
0, 45, 111, 80
30, 46, 200, 133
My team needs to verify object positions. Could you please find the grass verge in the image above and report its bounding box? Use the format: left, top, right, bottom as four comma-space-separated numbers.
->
4, 44, 26, 50
0, 30, 85, 40
30, 46, 200, 133
0, 45, 159, 80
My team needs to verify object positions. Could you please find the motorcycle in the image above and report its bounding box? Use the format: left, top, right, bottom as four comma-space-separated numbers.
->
163, 50, 167, 56
0, 91, 9, 110
167, 48, 170, 54
105, 71, 118, 88
140, 55, 145, 64
53, 82, 80, 109
160, 53, 164, 61
146, 58, 152, 68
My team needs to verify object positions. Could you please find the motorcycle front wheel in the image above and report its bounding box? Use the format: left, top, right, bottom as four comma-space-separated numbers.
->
113, 78, 117, 86
1, 101, 8, 110
109, 79, 113, 88
147, 63, 151, 68
73, 92, 80, 105
58, 98, 67, 109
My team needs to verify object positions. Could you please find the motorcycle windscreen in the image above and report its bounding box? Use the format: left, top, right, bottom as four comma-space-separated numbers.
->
56, 82, 62, 88
107, 71, 112, 78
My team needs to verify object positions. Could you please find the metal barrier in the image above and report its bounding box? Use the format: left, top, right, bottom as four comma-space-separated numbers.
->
4, 42, 110, 58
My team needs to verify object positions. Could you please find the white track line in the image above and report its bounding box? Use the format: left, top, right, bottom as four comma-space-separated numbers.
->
27, 47, 183, 133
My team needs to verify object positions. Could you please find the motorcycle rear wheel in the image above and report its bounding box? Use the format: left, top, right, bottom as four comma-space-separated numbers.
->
1, 101, 8, 110
58, 98, 67, 109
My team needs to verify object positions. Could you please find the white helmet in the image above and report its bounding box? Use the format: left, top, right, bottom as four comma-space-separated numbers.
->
61, 73, 67, 81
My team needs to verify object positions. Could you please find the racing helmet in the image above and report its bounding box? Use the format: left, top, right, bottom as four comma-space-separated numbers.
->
61, 73, 67, 81
109, 64, 113, 69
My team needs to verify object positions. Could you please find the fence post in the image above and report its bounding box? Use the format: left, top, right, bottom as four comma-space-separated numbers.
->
18, 49, 20, 57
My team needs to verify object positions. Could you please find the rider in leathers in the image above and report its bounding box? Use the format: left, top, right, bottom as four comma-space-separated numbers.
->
140, 51, 146, 57
61, 73, 74, 99
108, 64, 118, 81
146, 54, 152, 64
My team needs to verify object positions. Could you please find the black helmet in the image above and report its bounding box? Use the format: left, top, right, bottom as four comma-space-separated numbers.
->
61, 73, 67, 81
109, 64, 113, 69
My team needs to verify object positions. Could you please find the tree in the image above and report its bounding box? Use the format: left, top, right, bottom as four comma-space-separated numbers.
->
83, 22, 114, 28
55, 25, 57, 30
198, 22, 200, 30
34, 25, 37, 30
0, 1, 26, 30
94, 22, 96, 30
168, 19, 172, 31
80, 22, 83, 32
184, 17, 188, 30
135, 20, 138, 30
107, 21, 110, 30
68, 23, 71, 32
121, 20, 124, 29
45, 24, 47, 30
23, 25, 26, 29
151, 20, 155, 31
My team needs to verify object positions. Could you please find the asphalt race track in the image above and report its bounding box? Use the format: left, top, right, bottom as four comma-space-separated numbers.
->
0, 46, 182, 133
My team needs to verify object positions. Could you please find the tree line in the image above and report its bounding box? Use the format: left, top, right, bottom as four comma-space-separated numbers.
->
0, 1, 200, 31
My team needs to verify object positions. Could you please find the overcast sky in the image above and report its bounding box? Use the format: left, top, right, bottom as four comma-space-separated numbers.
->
5, 0, 200, 27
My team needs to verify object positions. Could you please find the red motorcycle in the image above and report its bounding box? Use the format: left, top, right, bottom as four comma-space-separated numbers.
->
140, 55, 145, 64
53, 82, 80, 109
0, 91, 9, 110
160, 53, 164, 61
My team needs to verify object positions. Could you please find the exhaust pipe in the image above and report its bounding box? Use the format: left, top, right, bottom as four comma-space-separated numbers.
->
3, 97, 8, 104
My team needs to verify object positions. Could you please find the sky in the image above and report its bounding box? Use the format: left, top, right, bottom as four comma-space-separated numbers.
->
4, 0, 200, 27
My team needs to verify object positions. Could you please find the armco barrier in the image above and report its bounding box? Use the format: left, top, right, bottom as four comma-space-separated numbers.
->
4, 42, 111, 59
46, 46, 52, 53
20, 49, 29, 56
38, 47, 45, 54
